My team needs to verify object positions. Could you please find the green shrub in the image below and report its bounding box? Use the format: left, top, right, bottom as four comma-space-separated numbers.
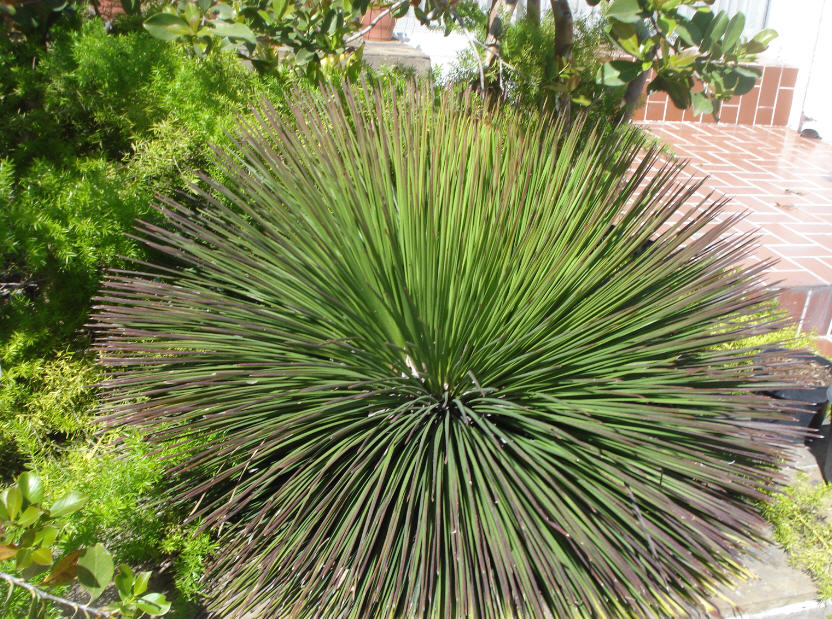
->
445, 14, 620, 118
160, 529, 218, 603
17, 429, 214, 616
715, 302, 819, 353
0, 352, 99, 480
0, 157, 151, 361
40, 20, 178, 160
762, 473, 832, 599
93, 84, 792, 617
0, 21, 295, 361
0, 17, 392, 616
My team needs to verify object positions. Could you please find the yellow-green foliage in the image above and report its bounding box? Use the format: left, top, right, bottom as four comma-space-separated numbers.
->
761, 473, 832, 599
0, 352, 98, 479
0, 351, 213, 614
16, 430, 214, 616
715, 302, 817, 353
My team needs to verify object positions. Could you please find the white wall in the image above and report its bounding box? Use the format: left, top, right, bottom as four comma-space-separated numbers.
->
761, 0, 831, 137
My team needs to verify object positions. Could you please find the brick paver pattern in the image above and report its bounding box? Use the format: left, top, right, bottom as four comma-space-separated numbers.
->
643, 122, 832, 288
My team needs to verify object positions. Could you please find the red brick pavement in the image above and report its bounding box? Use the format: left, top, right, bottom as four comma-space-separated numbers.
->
641, 122, 832, 353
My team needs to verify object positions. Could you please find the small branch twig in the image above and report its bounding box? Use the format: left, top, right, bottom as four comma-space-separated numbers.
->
450, 9, 485, 92
463, 32, 520, 75
0, 571, 112, 618
345, 0, 408, 44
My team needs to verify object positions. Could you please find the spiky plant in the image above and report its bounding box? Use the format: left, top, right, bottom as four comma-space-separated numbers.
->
93, 84, 794, 617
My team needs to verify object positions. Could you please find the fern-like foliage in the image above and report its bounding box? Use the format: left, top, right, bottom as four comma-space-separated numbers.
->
93, 84, 794, 617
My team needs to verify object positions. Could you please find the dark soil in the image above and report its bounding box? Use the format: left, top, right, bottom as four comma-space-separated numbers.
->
766, 351, 832, 387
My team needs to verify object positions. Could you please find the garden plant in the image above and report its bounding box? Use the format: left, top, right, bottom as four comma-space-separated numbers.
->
0, 0, 815, 615
92, 83, 795, 617
0, 472, 171, 617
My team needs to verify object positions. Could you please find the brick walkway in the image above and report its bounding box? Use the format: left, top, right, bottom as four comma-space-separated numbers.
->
641, 122, 832, 355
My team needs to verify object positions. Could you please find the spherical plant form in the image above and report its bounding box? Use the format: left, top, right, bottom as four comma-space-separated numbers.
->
93, 84, 794, 618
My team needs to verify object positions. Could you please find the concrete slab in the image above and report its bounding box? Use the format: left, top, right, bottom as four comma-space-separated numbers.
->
708, 418, 831, 618
713, 529, 819, 617
360, 40, 431, 76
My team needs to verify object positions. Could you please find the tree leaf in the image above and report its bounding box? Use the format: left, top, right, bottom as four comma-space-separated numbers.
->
143, 12, 192, 41
114, 564, 134, 600
294, 47, 316, 66
648, 72, 692, 109
596, 59, 643, 86
212, 2, 234, 19
41, 550, 81, 586
33, 525, 59, 549
733, 70, 758, 96
1, 487, 22, 522
48, 491, 87, 518
675, 18, 702, 47
31, 547, 52, 566
211, 21, 257, 45
691, 92, 714, 116
17, 473, 43, 506
721, 13, 745, 55
133, 571, 151, 597
16, 505, 41, 529
606, 0, 643, 24
76, 544, 114, 600
15, 548, 33, 570
0, 544, 18, 561
702, 10, 729, 51
751, 28, 778, 46
136, 592, 172, 616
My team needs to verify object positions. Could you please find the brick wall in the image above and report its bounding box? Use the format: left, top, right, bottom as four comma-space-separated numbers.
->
779, 286, 832, 341
632, 65, 798, 126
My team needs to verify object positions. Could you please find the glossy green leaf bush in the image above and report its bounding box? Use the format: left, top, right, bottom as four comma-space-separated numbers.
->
94, 84, 793, 617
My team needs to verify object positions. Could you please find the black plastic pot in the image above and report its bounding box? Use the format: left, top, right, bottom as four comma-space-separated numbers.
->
761, 349, 832, 480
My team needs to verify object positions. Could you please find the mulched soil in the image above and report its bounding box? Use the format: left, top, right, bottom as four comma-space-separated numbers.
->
765, 351, 832, 388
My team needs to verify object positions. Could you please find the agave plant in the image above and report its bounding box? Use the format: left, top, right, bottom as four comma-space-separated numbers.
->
93, 84, 793, 617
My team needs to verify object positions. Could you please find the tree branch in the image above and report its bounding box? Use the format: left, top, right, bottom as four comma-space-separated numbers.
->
450, 8, 486, 92
484, 0, 519, 68
526, 0, 540, 26
621, 46, 657, 122
550, 0, 573, 63
550, 0, 573, 116
0, 571, 112, 618
345, 1, 408, 44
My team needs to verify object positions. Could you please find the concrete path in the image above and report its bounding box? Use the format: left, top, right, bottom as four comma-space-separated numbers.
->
708, 415, 831, 618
